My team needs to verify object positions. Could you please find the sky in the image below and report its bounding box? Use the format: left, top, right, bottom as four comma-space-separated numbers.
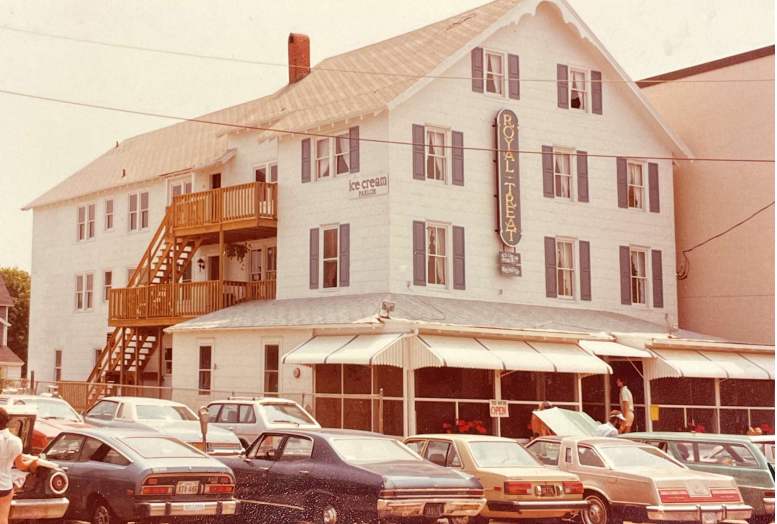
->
0, 0, 774, 272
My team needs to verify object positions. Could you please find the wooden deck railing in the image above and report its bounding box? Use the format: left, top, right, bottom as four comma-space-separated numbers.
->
109, 279, 276, 321
172, 181, 277, 231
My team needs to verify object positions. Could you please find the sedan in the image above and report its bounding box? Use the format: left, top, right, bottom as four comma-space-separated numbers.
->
0, 394, 92, 453
41, 427, 237, 524
405, 434, 588, 523
219, 429, 486, 524
83, 397, 242, 455
527, 436, 752, 524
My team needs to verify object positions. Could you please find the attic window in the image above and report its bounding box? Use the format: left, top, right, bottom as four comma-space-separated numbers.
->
570, 69, 587, 111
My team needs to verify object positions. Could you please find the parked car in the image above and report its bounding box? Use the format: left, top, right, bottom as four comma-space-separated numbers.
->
404, 434, 588, 523
219, 428, 486, 523
750, 434, 776, 465
0, 393, 92, 453
527, 436, 752, 524
623, 432, 775, 524
207, 396, 320, 448
40, 427, 237, 524
83, 397, 242, 455
4, 406, 70, 521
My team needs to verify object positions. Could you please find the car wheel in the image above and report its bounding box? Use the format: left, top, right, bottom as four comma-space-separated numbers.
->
582, 493, 619, 524
90, 500, 123, 524
315, 500, 349, 524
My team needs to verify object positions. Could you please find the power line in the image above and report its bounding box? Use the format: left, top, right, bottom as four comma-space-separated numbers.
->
1, 87, 774, 164
676, 201, 775, 280
1, 24, 773, 85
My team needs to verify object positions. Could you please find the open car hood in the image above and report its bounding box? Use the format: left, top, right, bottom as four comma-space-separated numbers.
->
533, 408, 597, 437
3, 406, 36, 454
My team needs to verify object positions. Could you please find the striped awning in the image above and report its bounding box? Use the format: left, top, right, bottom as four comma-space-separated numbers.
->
411, 335, 611, 374
282, 333, 406, 367
579, 340, 653, 359
644, 348, 774, 380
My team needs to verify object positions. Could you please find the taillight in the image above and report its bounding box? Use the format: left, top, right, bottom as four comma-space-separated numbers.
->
563, 481, 584, 495
379, 489, 397, 499
764, 490, 775, 499
659, 489, 691, 503
204, 484, 234, 494
711, 489, 741, 502
141, 485, 174, 495
504, 481, 532, 495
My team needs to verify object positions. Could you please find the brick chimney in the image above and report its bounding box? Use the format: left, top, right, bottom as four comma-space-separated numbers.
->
288, 33, 311, 84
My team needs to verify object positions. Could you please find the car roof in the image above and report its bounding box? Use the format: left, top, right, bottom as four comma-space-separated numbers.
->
409, 434, 516, 443
750, 435, 776, 443
101, 397, 188, 407
625, 432, 759, 443
262, 428, 391, 440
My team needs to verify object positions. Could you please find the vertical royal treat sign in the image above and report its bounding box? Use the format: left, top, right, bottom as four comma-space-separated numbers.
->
495, 109, 521, 247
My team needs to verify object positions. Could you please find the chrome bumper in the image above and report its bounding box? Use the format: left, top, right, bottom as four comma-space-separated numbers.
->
646, 503, 752, 522
487, 499, 590, 513
139, 500, 237, 517
763, 497, 775, 514
10, 497, 69, 520
377, 498, 486, 518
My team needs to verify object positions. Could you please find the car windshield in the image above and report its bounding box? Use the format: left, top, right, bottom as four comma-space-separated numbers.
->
469, 441, 542, 468
331, 438, 421, 464
263, 403, 316, 425
600, 445, 682, 470
135, 404, 197, 421
121, 437, 204, 459
23, 399, 81, 422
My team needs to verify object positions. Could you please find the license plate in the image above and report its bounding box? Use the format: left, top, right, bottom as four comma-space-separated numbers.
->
702, 513, 718, 524
176, 480, 200, 495
540, 485, 556, 497
424, 503, 444, 517
183, 502, 206, 512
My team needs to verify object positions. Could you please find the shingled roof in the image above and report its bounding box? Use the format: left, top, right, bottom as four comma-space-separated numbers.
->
0, 275, 13, 307
23, 0, 521, 209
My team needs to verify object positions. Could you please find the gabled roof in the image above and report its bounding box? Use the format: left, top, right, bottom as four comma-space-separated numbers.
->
0, 275, 13, 307
25, 0, 691, 210
0, 346, 23, 366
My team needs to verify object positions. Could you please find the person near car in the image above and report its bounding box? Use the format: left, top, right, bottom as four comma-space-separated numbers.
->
616, 378, 635, 433
531, 401, 555, 437
594, 412, 625, 438
0, 408, 38, 524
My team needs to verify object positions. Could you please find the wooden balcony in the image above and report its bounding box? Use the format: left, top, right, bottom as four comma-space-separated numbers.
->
171, 181, 277, 237
109, 280, 276, 327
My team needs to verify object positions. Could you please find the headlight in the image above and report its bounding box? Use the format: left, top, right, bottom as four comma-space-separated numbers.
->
48, 471, 68, 495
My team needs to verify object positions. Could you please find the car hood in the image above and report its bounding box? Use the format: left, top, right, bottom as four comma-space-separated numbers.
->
477, 466, 579, 481
357, 460, 479, 490
534, 408, 598, 437
34, 419, 93, 438
139, 420, 240, 443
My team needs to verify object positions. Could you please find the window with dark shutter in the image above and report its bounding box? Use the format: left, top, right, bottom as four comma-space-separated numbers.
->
301, 138, 311, 183
544, 236, 557, 298
309, 227, 319, 289
542, 146, 555, 198
616, 158, 628, 209
577, 151, 589, 203
579, 240, 591, 301
452, 131, 464, 186
339, 224, 350, 287
412, 221, 426, 286
412, 125, 425, 180
452, 226, 465, 290
591, 70, 602, 115
472, 47, 484, 93
508, 54, 520, 100
619, 246, 631, 305
349, 127, 360, 174
648, 162, 660, 213
652, 250, 663, 308
557, 64, 569, 109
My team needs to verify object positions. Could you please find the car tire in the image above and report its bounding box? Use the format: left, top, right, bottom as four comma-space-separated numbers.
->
315, 499, 349, 524
747, 516, 774, 524
582, 493, 620, 524
90, 499, 124, 524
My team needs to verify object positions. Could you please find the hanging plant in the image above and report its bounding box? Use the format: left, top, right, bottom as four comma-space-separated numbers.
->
224, 243, 249, 267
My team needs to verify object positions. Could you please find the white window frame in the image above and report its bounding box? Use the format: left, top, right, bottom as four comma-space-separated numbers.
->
54, 349, 62, 382
568, 67, 589, 112
629, 247, 650, 307
167, 176, 193, 206
426, 222, 450, 289
77, 203, 96, 242
250, 248, 263, 282
627, 160, 647, 211
266, 245, 277, 281
104, 199, 114, 231
75, 272, 94, 312
198, 341, 214, 395
425, 126, 449, 184
556, 238, 576, 299
103, 270, 112, 302
264, 340, 281, 396
128, 191, 149, 232
553, 148, 575, 200
484, 49, 507, 97
76, 205, 87, 242
314, 134, 351, 181
321, 225, 340, 290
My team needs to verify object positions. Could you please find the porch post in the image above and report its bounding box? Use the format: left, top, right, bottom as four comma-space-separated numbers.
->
219, 228, 225, 309
714, 378, 722, 433
644, 373, 653, 431
157, 328, 163, 388
494, 370, 502, 437
171, 239, 178, 318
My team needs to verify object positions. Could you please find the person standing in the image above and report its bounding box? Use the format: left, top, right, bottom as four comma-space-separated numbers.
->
0, 408, 37, 524
616, 378, 635, 434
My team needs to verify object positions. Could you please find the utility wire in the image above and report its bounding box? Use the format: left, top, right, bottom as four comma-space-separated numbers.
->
1, 87, 775, 164
676, 201, 775, 280
0, 25, 773, 85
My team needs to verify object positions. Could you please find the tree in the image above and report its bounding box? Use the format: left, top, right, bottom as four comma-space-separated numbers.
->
0, 268, 30, 374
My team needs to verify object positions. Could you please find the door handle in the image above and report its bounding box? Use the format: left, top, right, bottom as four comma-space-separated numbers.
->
299, 470, 310, 475
60, 466, 69, 471
257, 466, 269, 471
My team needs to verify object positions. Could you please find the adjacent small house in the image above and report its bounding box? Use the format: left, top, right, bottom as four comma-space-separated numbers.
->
0, 275, 24, 382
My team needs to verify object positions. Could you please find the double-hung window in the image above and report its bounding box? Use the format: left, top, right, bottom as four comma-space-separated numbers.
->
76, 272, 94, 312
628, 162, 645, 210
569, 69, 587, 111
485, 51, 505, 96
164, 347, 173, 376
198, 345, 212, 394
77, 204, 96, 241
556, 240, 575, 298
316, 138, 330, 179
250, 249, 263, 282
426, 128, 447, 182
426, 224, 448, 287
334, 134, 350, 174
630, 248, 648, 305
554, 150, 573, 199
266, 247, 277, 280
322, 227, 339, 289
105, 199, 114, 231
103, 270, 112, 302
128, 191, 149, 231
315, 134, 350, 180
264, 344, 279, 395
55, 349, 62, 381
